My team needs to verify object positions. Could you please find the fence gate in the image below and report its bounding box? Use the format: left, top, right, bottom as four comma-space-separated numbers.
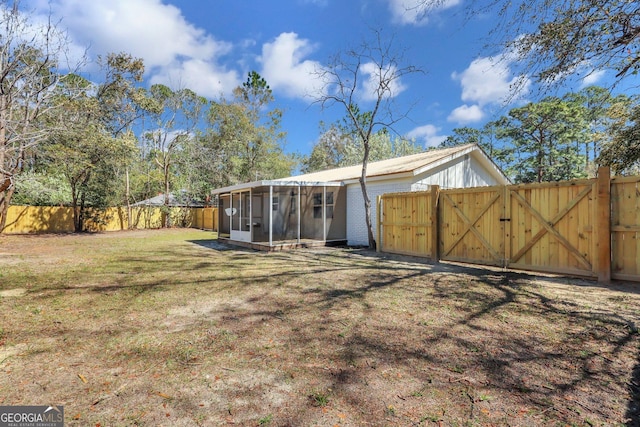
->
507, 180, 596, 277
378, 190, 438, 259
439, 186, 507, 267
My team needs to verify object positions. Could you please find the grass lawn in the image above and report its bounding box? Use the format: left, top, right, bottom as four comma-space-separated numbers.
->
0, 229, 639, 426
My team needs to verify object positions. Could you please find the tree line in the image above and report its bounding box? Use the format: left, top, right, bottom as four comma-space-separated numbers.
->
0, 2, 296, 231
440, 86, 640, 183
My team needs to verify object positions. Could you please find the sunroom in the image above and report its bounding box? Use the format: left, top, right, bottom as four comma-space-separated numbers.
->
213, 180, 347, 250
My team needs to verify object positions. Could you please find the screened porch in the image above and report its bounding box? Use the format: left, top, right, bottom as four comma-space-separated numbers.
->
214, 181, 346, 250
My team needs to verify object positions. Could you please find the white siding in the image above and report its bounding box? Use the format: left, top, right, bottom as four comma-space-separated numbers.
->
346, 180, 411, 246
411, 153, 500, 191
345, 151, 504, 246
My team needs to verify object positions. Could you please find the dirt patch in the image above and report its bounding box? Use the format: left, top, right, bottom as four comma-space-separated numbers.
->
0, 229, 638, 426
0, 343, 27, 365
0, 288, 26, 297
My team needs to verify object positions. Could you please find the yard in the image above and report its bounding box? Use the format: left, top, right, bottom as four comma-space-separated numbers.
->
0, 229, 638, 426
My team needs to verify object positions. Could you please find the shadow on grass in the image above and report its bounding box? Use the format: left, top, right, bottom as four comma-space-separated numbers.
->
629, 353, 640, 427
9, 236, 640, 425
186, 239, 245, 252
197, 248, 640, 425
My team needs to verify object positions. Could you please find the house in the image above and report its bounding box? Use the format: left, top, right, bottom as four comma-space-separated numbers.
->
211, 143, 509, 249
132, 191, 204, 207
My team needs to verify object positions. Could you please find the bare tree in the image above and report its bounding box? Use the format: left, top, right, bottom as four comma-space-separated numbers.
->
313, 29, 423, 249
0, 1, 79, 231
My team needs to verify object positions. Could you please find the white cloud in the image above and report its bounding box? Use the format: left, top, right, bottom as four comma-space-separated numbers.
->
406, 124, 447, 147
359, 62, 407, 102
300, 0, 328, 5
149, 59, 240, 99
29, 0, 241, 97
259, 32, 325, 99
387, 0, 461, 26
447, 104, 484, 124
449, 54, 530, 125
451, 56, 530, 106
580, 69, 606, 87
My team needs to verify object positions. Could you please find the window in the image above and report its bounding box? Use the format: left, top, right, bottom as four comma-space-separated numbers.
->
290, 191, 296, 215
326, 191, 334, 205
326, 206, 334, 219
231, 193, 240, 230
313, 192, 322, 219
326, 191, 334, 219
272, 195, 278, 211
241, 192, 250, 231
313, 191, 335, 219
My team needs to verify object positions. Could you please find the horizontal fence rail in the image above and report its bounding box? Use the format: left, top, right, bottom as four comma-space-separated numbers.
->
378, 167, 638, 283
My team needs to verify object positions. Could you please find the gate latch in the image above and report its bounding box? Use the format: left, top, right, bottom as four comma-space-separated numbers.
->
499, 218, 511, 222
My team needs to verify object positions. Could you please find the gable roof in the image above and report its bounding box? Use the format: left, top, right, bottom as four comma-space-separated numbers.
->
212, 143, 508, 194
279, 143, 497, 183
132, 192, 204, 207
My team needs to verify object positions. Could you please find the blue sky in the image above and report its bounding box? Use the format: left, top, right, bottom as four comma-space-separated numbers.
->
23, 0, 617, 156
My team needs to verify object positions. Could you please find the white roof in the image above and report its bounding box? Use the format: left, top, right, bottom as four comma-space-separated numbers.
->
212, 144, 508, 194
211, 179, 344, 195
279, 143, 484, 182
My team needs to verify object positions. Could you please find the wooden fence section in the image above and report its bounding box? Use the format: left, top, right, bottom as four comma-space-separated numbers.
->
3, 205, 77, 234
2, 206, 213, 234
191, 207, 218, 231
377, 190, 438, 258
377, 168, 639, 282
611, 176, 640, 281
507, 180, 597, 278
440, 186, 506, 267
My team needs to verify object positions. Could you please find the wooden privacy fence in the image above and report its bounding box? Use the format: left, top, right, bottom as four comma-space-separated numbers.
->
2, 206, 217, 234
611, 175, 640, 282
439, 185, 506, 268
190, 207, 218, 231
377, 190, 439, 259
377, 168, 639, 283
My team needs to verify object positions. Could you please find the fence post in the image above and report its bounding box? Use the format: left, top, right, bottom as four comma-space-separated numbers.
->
431, 185, 440, 263
596, 166, 611, 283
376, 195, 382, 253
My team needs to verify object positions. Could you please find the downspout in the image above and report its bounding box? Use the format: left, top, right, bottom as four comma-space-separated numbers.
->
269, 186, 273, 247
297, 184, 301, 244
322, 186, 326, 242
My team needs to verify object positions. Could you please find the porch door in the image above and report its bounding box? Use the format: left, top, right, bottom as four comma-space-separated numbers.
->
231, 190, 252, 242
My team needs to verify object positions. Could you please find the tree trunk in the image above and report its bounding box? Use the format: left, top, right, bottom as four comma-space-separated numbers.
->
359, 144, 376, 250
0, 90, 8, 233
125, 168, 132, 229
72, 171, 91, 232
78, 189, 86, 233
0, 184, 15, 233
71, 182, 80, 232
360, 177, 376, 250
0, 177, 10, 193
163, 163, 170, 228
